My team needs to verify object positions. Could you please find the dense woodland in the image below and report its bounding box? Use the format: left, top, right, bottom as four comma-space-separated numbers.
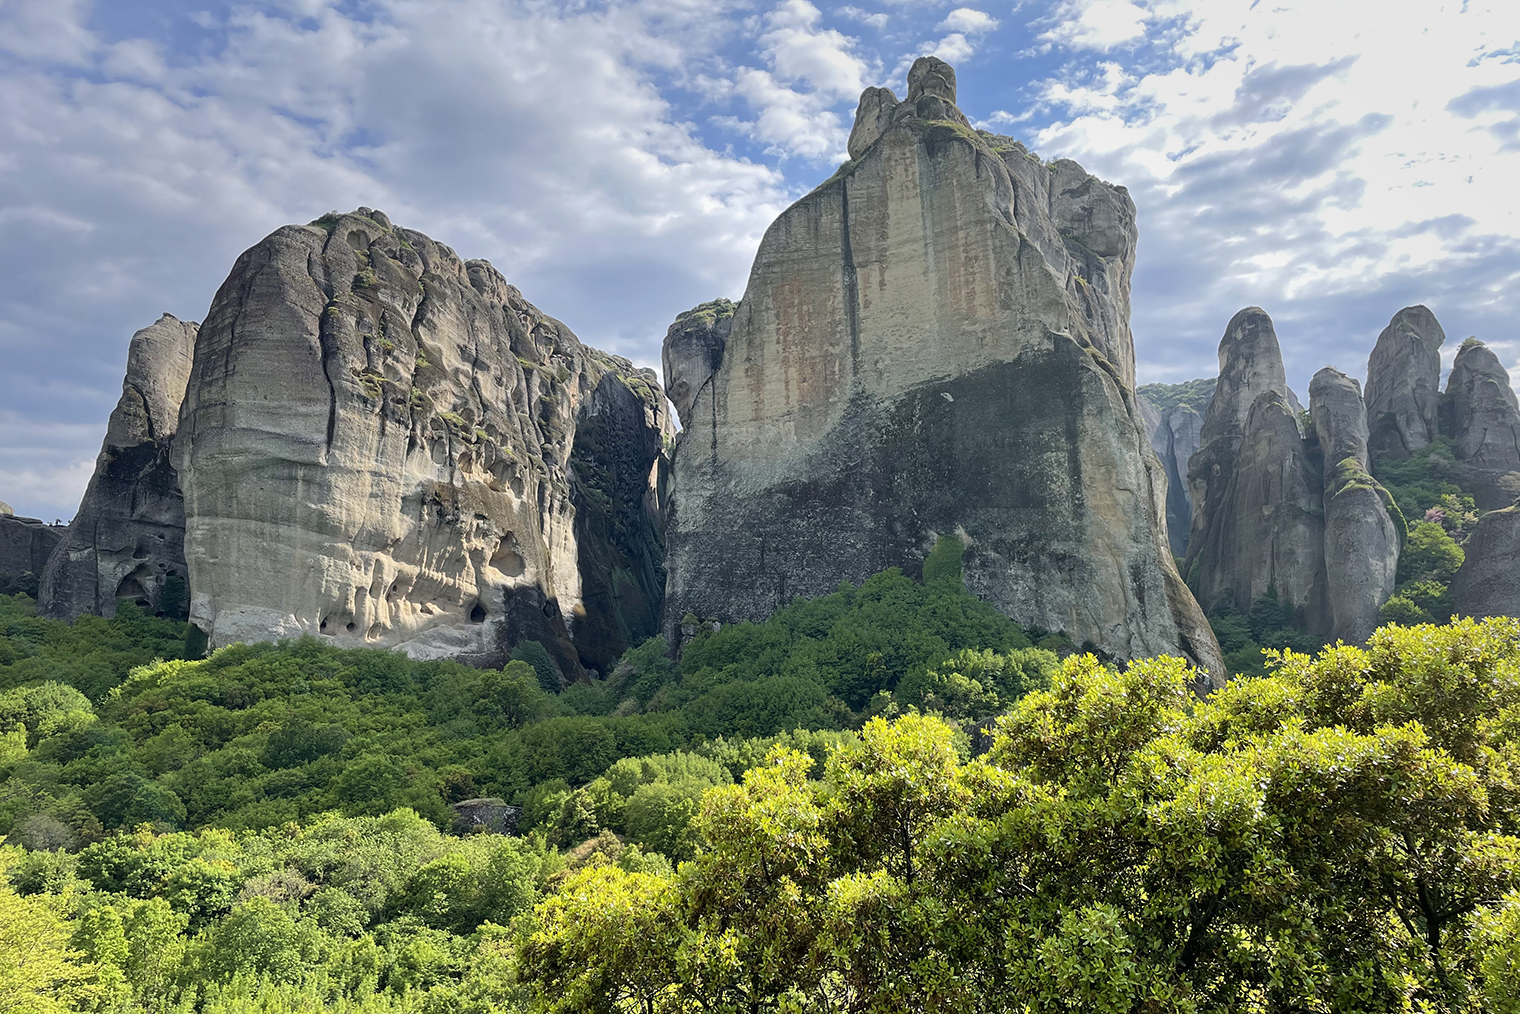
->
2, 528, 1518, 1011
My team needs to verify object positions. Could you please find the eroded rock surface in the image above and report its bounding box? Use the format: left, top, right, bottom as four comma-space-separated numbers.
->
1309, 367, 1399, 643
1451, 503, 1520, 619
663, 59, 1222, 681
1136, 380, 1214, 556
1365, 305, 1445, 460
1, 513, 64, 595
1444, 338, 1520, 509
1185, 309, 1327, 629
40, 314, 198, 619
661, 300, 733, 429
172, 209, 669, 669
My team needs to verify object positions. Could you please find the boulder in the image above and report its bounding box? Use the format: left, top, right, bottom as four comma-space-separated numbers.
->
1443, 338, 1520, 510
1451, 503, 1520, 619
1365, 305, 1445, 460
39, 314, 197, 619
1185, 309, 1327, 629
170, 209, 670, 669
663, 59, 1222, 683
1309, 367, 1400, 643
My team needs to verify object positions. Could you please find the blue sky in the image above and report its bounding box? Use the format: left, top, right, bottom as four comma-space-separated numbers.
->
3, 0, 1519, 520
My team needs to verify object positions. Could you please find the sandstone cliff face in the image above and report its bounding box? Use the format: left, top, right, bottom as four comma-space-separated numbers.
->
1185, 309, 1327, 629
663, 58, 1223, 681
1365, 305, 1445, 460
1444, 338, 1520, 509
1309, 367, 1399, 643
39, 314, 198, 619
1451, 503, 1520, 619
170, 209, 669, 671
661, 299, 733, 429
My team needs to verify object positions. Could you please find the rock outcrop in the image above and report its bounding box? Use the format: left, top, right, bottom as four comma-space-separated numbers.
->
1451, 503, 1520, 619
1444, 338, 1520, 509
1185, 308, 1327, 629
163, 209, 669, 671
1365, 305, 1445, 460
661, 299, 733, 429
39, 313, 198, 619
1309, 367, 1400, 643
1, 511, 65, 596
662, 58, 1223, 681
1136, 379, 1214, 556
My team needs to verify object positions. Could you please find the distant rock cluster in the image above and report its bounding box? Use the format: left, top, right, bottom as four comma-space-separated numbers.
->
1141, 303, 1520, 642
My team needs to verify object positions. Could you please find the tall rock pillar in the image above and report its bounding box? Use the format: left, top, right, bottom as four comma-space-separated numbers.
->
663, 58, 1222, 680
1365, 305, 1445, 460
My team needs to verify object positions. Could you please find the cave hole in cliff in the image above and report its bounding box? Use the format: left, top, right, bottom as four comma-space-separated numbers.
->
115, 569, 152, 609
491, 537, 525, 577
320, 617, 329, 633
345, 621, 357, 633
469, 602, 486, 623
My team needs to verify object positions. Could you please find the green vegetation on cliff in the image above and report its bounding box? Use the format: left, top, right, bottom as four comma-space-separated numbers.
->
1136, 376, 1216, 414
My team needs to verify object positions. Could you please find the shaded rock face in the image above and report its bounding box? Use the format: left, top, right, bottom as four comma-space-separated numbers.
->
1309, 367, 1399, 644
664, 59, 1222, 681
1365, 305, 1445, 460
569, 370, 671, 674
1444, 339, 1520, 509
1136, 386, 1211, 557
1451, 504, 1520, 619
1, 513, 65, 595
171, 209, 669, 669
1185, 309, 1327, 629
40, 314, 198, 620
661, 299, 733, 429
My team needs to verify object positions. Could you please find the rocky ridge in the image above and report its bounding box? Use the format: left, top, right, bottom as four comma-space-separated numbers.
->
663, 58, 1223, 681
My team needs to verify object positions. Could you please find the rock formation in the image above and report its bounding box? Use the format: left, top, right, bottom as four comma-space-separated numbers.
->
1365, 305, 1445, 460
1309, 367, 1400, 643
1, 509, 65, 596
662, 58, 1223, 681
1443, 338, 1520, 509
39, 314, 198, 619
1136, 380, 1214, 556
1184, 309, 1327, 629
43, 209, 674, 673
662, 299, 733, 429
1451, 503, 1520, 619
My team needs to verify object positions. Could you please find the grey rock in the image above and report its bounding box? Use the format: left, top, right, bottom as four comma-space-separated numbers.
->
1451, 503, 1520, 619
663, 63, 1222, 683
39, 313, 198, 619
1309, 367, 1399, 643
847, 87, 899, 161
662, 299, 733, 429
170, 209, 669, 670
451, 797, 521, 836
1136, 387, 1210, 556
1444, 338, 1520, 510
1365, 305, 1445, 460
1185, 309, 1327, 629
1, 513, 65, 595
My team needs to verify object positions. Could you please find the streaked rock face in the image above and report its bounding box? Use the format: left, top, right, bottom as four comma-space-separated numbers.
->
1136, 387, 1211, 557
1309, 367, 1399, 644
663, 59, 1223, 682
1365, 305, 1445, 460
171, 209, 670, 671
1, 512, 65, 594
1185, 309, 1327, 628
40, 313, 197, 619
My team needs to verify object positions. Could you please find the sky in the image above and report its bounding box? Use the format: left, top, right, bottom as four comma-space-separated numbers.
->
2, 0, 1519, 520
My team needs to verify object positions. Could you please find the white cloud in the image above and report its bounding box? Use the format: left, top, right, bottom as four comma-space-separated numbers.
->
938, 9, 999, 34
1038, 0, 1151, 52
840, 7, 890, 29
